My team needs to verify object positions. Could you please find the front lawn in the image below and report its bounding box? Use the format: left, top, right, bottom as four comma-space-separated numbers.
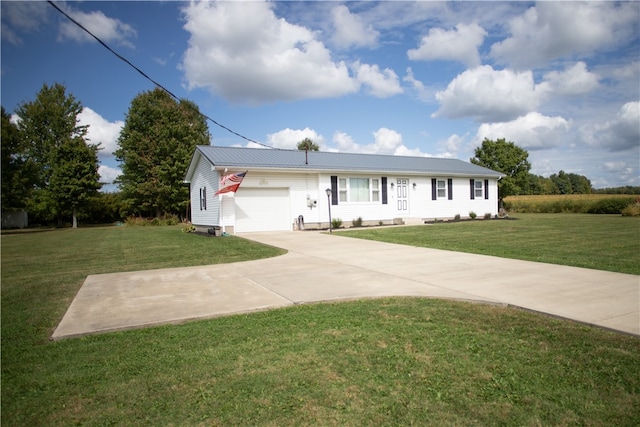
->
337, 213, 640, 275
2, 221, 639, 426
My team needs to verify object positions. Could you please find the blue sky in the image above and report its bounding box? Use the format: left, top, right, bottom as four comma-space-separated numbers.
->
2, 1, 639, 190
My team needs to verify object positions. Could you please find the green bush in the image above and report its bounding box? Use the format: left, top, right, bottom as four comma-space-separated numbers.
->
454, 214, 461, 221
125, 215, 181, 226
331, 218, 343, 229
587, 197, 635, 214
469, 211, 477, 219
622, 202, 640, 216
352, 217, 363, 227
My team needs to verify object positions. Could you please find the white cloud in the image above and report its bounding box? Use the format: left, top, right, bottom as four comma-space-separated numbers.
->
475, 112, 571, 151
539, 62, 600, 96
265, 128, 326, 150
353, 62, 403, 98
490, 2, 639, 69
609, 61, 640, 81
332, 128, 430, 157
407, 23, 486, 67
433, 65, 544, 122
58, 5, 137, 48
78, 108, 124, 158
581, 101, 640, 152
330, 4, 379, 49
181, 1, 358, 104
98, 165, 121, 185
403, 67, 438, 102
1, 1, 49, 45
441, 134, 466, 156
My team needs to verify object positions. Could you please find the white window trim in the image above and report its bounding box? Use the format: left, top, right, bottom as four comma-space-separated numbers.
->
437, 179, 447, 198
474, 180, 484, 199
338, 177, 382, 203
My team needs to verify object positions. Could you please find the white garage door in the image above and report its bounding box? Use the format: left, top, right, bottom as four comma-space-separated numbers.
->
235, 188, 291, 232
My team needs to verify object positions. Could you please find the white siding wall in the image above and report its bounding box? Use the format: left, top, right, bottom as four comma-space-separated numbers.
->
189, 155, 220, 227
191, 162, 499, 231
320, 174, 499, 223
231, 171, 322, 230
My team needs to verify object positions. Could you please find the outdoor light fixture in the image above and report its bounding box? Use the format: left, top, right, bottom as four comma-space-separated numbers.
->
413, 182, 417, 189
390, 182, 395, 190
325, 188, 333, 233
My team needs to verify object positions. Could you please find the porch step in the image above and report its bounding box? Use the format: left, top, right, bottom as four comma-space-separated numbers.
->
393, 217, 425, 226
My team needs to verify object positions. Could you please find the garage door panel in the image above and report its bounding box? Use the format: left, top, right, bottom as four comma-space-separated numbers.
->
235, 188, 290, 232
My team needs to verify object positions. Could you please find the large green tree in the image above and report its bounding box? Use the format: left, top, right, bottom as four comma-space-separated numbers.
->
470, 138, 531, 202
114, 88, 210, 217
14, 83, 101, 226
550, 171, 592, 194
1, 107, 33, 211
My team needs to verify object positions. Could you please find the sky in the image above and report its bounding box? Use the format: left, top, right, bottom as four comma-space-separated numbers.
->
2, 1, 639, 190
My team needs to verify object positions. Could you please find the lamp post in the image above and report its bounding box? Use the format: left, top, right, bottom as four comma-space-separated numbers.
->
325, 188, 332, 233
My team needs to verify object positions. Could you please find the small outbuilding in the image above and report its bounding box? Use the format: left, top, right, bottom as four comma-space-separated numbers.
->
184, 146, 503, 234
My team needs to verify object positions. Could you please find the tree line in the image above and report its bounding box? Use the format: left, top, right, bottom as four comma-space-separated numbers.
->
2, 84, 209, 227
469, 138, 637, 202
2, 83, 637, 228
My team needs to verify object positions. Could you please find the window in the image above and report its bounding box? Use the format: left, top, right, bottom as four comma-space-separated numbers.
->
371, 179, 380, 202
475, 180, 483, 198
199, 187, 207, 210
350, 178, 370, 202
335, 177, 382, 203
338, 178, 347, 202
437, 180, 446, 198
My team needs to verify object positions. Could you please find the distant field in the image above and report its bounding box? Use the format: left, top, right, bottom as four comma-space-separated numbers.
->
504, 194, 637, 214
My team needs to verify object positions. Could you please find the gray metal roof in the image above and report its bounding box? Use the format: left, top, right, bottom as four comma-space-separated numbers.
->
193, 145, 502, 177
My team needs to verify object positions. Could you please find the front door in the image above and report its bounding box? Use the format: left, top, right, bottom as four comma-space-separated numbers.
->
396, 178, 409, 214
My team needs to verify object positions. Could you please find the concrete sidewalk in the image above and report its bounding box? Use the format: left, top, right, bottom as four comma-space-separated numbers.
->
52, 230, 640, 340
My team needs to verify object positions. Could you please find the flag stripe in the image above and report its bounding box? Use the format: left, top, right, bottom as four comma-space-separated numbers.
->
215, 171, 247, 195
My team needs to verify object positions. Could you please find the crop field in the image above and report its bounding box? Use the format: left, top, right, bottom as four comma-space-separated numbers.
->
504, 194, 637, 214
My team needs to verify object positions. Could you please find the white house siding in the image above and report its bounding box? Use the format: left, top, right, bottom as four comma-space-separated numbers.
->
323, 174, 499, 224
189, 154, 220, 227
223, 171, 322, 232
189, 164, 499, 232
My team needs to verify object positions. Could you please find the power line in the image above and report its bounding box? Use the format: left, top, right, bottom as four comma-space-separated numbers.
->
47, 1, 274, 149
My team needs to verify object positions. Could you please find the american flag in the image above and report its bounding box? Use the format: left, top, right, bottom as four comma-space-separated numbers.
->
215, 171, 247, 195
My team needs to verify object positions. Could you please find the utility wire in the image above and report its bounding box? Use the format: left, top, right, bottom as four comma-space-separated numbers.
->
47, 1, 274, 149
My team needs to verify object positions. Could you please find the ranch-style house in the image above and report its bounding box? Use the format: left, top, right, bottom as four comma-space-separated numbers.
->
184, 145, 503, 234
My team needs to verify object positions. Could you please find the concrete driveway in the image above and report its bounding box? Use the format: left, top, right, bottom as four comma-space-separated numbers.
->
52, 230, 640, 340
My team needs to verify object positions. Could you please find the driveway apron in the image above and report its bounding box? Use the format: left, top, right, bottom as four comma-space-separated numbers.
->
52, 230, 639, 339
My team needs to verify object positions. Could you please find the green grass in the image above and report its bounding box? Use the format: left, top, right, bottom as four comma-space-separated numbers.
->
338, 213, 640, 275
2, 220, 639, 426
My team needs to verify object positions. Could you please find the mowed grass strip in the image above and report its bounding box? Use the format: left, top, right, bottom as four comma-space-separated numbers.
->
2, 221, 639, 426
4, 298, 640, 426
338, 213, 640, 275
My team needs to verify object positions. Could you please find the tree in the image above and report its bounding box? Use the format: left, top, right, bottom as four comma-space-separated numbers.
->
524, 173, 556, 195
114, 88, 210, 217
14, 83, 101, 226
549, 171, 592, 194
470, 138, 531, 202
1, 107, 33, 211
297, 138, 319, 151
49, 137, 101, 228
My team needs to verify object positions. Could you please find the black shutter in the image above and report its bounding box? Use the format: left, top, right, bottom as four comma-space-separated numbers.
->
203, 187, 207, 210
431, 179, 437, 200
484, 179, 489, 200
199, 188, 203, 210
470, 179, 475, 200
331, 176, 338, 205
381, 177, 388, 204
447, 178, 453, 200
